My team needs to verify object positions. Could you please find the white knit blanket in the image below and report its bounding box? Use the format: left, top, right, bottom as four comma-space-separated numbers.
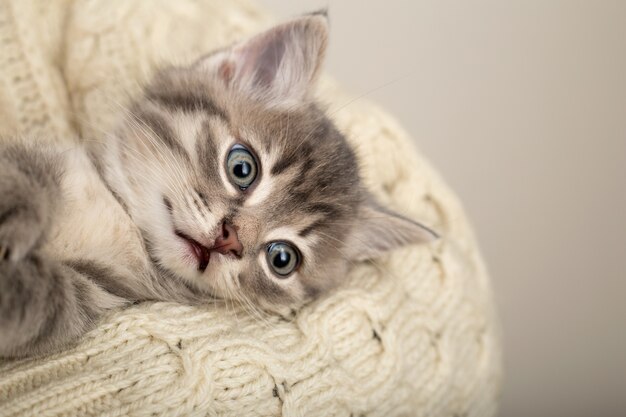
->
0, 1, 501, 416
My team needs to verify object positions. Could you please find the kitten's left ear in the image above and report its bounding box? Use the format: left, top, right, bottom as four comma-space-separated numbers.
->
346, 199, 439, 261
201, 12, 329, 108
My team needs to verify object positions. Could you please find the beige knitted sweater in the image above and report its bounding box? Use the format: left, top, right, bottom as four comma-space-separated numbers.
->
0, 1, 501, 416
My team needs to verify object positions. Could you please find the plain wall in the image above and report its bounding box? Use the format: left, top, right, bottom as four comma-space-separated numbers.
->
259, 1, 626, 416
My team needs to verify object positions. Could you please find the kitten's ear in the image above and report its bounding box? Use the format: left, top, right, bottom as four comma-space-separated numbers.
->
202, 12, 329, 108
346, 199, 439, 261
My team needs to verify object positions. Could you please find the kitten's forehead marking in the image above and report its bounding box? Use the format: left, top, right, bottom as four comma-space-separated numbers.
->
171, 112, 204, 164
210, 119, 241, 198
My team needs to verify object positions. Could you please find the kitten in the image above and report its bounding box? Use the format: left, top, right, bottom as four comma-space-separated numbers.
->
0, 13, 436, 358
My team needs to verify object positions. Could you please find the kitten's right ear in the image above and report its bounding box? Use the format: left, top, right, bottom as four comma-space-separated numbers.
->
200, 12, 329, 108
346, 198, 439, 261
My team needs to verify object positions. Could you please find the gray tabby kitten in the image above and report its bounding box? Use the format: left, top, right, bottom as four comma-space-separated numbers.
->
0, 13, 436, 358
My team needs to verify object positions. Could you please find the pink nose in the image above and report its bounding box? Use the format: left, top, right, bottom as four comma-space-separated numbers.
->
213, 222, 243, 257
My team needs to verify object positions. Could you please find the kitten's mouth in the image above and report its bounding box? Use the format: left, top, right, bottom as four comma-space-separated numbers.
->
175, 231, 210, 271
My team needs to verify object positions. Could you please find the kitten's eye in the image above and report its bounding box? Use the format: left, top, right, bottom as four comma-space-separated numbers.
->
226, 145, 258, 190
266, 242, 301, 277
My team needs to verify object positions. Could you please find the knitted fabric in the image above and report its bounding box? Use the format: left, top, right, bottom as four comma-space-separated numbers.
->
0, 1, 502, 416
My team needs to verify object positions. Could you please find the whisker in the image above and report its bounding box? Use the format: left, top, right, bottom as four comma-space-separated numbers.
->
327, 70, 417, 118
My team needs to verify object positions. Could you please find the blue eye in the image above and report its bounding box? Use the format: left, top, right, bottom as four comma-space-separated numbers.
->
266, 242, 300, 277
226, 145, 257, 190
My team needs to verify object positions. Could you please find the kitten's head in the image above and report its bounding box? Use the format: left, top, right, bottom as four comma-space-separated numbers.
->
108, 13, 437, 309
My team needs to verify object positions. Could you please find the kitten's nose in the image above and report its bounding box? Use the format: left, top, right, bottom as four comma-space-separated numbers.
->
213, 222, 243, 257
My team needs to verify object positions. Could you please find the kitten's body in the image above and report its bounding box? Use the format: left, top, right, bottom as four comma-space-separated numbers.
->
0, 14, 435, 357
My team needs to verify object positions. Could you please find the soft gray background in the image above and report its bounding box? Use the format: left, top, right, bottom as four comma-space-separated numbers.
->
260, 1, 626, 416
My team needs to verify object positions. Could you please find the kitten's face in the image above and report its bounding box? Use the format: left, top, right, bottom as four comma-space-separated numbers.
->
108, 14, 435, 309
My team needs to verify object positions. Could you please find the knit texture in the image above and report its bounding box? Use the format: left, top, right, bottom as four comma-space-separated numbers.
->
0, 1, 502, 416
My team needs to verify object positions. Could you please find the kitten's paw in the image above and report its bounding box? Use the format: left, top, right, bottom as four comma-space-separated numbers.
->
0, 205, 44, 263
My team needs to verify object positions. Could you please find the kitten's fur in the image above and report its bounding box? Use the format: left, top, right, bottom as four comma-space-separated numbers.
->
0, 13, 436, 358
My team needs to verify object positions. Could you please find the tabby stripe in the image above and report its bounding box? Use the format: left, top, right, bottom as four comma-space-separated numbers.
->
298, 218, 326, 237
30, 263, 64, 345
272, 144, 313, 176
0, 205, 21, 225
72, 277, 99, 320
196, 190, 210, 210
147, 92, 228, 120
271, 153, 300, 175
139, 111, 191, 162
67, 260, 138, 300
196, 121, 220, 180
305, 202, 339, 217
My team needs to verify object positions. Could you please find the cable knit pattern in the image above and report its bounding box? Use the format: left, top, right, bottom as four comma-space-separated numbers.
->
0, 1, 501, 416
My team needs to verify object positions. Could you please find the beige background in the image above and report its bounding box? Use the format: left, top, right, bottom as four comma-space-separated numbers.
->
260, 1, 626, 416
